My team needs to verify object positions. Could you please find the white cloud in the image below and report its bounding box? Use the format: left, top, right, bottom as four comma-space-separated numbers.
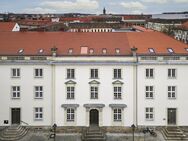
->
141, 0, 168, 4
23, 7, 56, 14
120, 1, 146, 10
173, 0, 188, 3
40, 0, 99, 12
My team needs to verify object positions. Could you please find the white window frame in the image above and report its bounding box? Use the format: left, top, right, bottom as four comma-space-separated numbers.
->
66, 86, 75, 99
90, 69, 98, 79
113, 108, 122, 121
145, 86, 154, 99
12, 86, 20, 99
113, 69, 122, 79
34, 107, 43, 120
66, 108, 75, 122
146, 68, 154, 78
168, 69, 176, 78
114, 86, 122, 99
34, 68, 43, 78
11, 68, 20, 78
90, 86, 98, 99
67, 69, 75, 79
145, 107, 154, 121
168, 86, 176, 99
34, 86, 43, 99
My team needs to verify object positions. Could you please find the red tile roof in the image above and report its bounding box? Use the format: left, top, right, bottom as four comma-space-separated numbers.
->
132, 26, 154, 32
0, 22, 16, 32
0, 32, 187, 56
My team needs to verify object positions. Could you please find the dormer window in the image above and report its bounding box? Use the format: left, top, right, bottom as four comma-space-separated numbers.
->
39, 49, 44, 54
68, 48, 73, 54
167, 48, 174, 53
115, 48, 120, 54
89, 49, 94, 54
185, 48, 188, 52
148, 48, 155, 53
102, 48, 107, 54
81, 46, 88, 54
18, 49, 24, 54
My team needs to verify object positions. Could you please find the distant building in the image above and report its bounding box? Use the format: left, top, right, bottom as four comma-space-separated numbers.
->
174, 21, 188, 44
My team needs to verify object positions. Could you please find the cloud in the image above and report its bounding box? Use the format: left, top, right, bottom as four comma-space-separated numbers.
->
23, 7, 56, 14
173, 0, 188, 3
120, 1, 146, 11
141, 0, 168, 4
40, 0, 99, 12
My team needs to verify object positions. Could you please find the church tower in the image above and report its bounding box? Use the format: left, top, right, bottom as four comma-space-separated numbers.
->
103, 7, 106, 15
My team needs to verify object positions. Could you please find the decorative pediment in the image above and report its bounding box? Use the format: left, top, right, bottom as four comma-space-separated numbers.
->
61, 104, 79, 109
109, 104, 127, 108
83, 104, 105, 108
112, 80, 124, 85
88, 80, 100, 85
65, 80, 77, 85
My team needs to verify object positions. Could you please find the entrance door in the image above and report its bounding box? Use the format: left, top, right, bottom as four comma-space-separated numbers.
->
11, 108, 20, 124
167, 108, 176, 125
90, 109, 99, 126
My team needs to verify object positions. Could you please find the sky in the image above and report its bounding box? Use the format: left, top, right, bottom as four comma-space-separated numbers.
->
0, 0, 188, 14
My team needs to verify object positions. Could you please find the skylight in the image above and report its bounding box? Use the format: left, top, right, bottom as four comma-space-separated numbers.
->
81, 46, 88, 54
185, 48, 188, 52
167, 48, 174, 53
148, 48, 155, 53
39, 49, 44, 53
89, 49, 94, 54
68, 48, 73, 54
115, 48, 120, 54
18, 49, 24, 54
102, 48, 107, 54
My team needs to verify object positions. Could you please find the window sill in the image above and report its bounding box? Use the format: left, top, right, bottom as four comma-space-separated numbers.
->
34, 97, 43, 99
11, 98, 20, 99
66, 120, 75, 122
34, 119, 43, 121
114, 120, 122, 122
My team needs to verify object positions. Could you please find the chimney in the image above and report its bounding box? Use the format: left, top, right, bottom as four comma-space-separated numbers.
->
131, 46, 137, 57
51, 46, 58, 57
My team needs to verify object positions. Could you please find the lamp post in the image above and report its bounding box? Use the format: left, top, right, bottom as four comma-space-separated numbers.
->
131, 124, 136, 141
53, 123, 57, 141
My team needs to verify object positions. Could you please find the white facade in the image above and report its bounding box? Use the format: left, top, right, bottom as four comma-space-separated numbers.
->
0, 56, 188, 127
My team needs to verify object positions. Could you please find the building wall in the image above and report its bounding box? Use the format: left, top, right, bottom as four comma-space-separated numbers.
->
137, 65, 188, 126
0, 64, 52, 126
55, 65, 134, 127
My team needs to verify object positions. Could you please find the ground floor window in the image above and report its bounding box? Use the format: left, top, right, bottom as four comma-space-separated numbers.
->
67, 108, 75, 122
34, 107, 43, 120
113, 108, 122, 121
145, 107, 154, 120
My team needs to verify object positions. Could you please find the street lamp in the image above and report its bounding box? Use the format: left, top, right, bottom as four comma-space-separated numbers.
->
131, 124, 136, 141
53, 123, 57, 141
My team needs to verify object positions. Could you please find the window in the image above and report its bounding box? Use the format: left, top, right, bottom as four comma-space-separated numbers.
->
102, 48, 107, 54
114, 69, 122, 79
90, 69, 98, 79
168, 86, 176, 99
168, 69, 176, 78
167, 48, 174, 53
81, 46, 88, 54
11, 68, 20, 78
18, 49, 24, 54
145, 86, 154, 99
12, 86, 20, 98
67, 108, 75, 121
38, 49, 44, 53
115, 48, 120, 54
148, 48, 155, 53
68, 48, 73, 54
89, 49, 94, 54
146, 68, 154, 78
114, 108, 122, 121
145, 107, 154, 120
90, 86, 98, 99
34, 68, 43, 78
67, 69, 75, 79
185, 48, 188, 52
67, 86, 75, 99
34, 107, 43, 120
114, 86, 122, 99
35, 86, 43, 98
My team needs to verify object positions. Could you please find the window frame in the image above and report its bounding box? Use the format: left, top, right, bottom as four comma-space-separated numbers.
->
90, 69, 99, 79
168, 68, 176, 79
145, 107, 154, 121
34, 107, 43, 121
168, 86, 176, 99
146, 68, 154, 78
113, 108, 122, 122
66, 86, 75, 99
34, 86, 43, 99
66, 108, 75, 122
11, 86, 20, 99
67, 69, 75, 79
114, 86, 122, 99
145, 86, 154, 99
11, 68, 20, 78
90, 86, 98, 99
34, 68, 43, 78
113, 69, 122, 79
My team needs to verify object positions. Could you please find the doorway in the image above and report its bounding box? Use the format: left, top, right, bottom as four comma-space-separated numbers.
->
90, 109, 99, 126
11, 108, 20, 124
167, 108, 176, 125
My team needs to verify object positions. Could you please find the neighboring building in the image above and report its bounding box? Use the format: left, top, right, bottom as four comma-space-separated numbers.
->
0, 22, 20, 32
0, 32, 187, 129
174, 21, 188, 44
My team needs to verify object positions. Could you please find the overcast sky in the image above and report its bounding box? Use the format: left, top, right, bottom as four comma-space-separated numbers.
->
0, 0, 188, 14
